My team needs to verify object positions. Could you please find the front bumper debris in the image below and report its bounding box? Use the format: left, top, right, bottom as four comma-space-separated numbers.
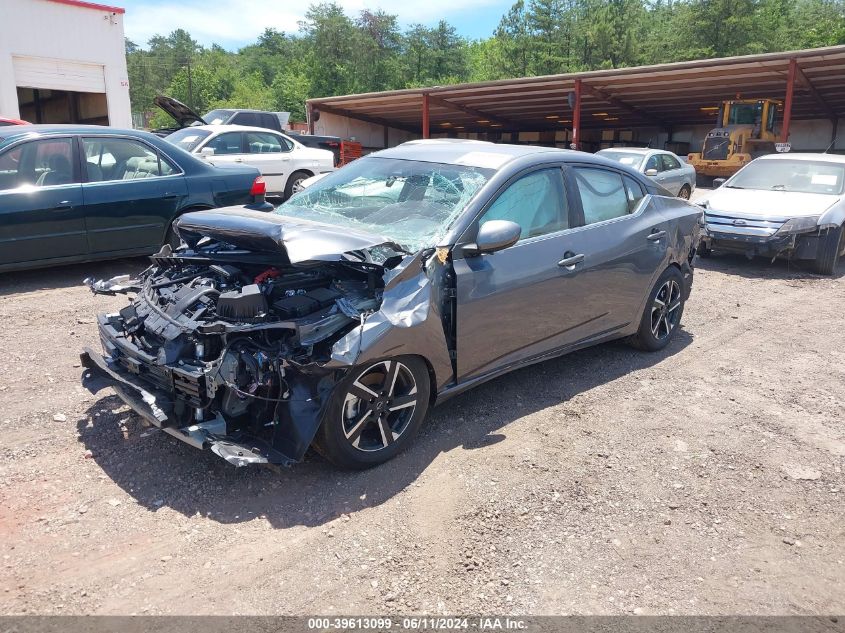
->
81, 347, 295, 467
701, 230, 819, 260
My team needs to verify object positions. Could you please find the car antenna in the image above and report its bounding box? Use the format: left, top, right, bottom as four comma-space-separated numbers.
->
822, 139, 836, 154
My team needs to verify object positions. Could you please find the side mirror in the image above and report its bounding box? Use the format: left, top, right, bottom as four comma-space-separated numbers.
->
645, 168, 659, 177
200, 147, 215, 158
464, 220, 521, 256
713, 177, 727, 188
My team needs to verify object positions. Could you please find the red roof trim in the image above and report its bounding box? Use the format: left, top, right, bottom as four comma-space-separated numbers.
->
46, 0, 126, 14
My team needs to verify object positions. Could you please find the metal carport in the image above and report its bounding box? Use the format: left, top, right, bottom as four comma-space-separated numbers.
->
307, 45, 845, 152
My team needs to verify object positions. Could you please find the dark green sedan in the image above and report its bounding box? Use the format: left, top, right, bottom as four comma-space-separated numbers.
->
0, 125, 271, 273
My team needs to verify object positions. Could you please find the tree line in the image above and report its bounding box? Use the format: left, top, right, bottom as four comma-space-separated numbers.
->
127, 0, 845, 126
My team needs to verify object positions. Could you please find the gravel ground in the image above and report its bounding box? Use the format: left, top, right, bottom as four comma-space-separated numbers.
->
0, 247, 843, 616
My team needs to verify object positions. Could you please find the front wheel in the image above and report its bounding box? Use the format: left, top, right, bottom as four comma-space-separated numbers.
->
315, 356, 431, 469
813, 223, 843, 275
678, 184, 691, 200
630, 267, 686, 352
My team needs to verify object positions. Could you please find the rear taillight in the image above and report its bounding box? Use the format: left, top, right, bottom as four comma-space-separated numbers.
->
250, 176, 266, 197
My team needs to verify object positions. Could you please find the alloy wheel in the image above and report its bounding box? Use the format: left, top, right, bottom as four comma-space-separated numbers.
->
342, 360, 419, 452
650, 279, 682, 340
291, 178, 307, 194
678, 186, 691, 200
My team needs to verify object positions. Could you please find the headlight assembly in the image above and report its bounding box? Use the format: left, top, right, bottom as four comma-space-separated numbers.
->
775, 216, 820, 235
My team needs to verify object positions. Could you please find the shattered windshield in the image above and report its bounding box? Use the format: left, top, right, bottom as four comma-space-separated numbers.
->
277, 156, 494, 252
729, 159, 845, 195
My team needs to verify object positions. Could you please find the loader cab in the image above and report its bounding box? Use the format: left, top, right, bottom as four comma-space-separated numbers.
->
719, 99, 779, 135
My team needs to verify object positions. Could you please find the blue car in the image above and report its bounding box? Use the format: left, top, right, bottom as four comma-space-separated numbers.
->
0, 125, 271, 273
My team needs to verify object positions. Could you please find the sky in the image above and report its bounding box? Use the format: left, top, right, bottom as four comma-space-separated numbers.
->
119, 0, 513, 50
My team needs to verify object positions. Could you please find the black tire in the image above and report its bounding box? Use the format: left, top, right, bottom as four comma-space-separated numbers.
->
678, 184, 691, 200
284, 171, 311, 199
315, 356, 431, 469
698, 240, 712, 258
812, 223, 843, 275
630, 267, 686, 352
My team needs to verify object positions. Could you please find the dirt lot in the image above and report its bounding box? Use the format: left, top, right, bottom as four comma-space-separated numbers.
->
0, 250, 843, 616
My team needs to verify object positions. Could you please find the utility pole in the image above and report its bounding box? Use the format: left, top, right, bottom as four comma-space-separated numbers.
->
186, 58, 194, 109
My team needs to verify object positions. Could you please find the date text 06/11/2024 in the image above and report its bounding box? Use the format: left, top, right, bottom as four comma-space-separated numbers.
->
306, 617, 528, 630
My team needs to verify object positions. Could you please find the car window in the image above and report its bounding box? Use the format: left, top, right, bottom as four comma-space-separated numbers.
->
82, 137, 171, 182
206, 132, 243, 155
574, 167, 632, 225
644, 155, 661, 172
623, 175, 646, 212
245, 132, 288, 154
233, 112, 261, 127
260, 113, 279, 130
479, 168, 569, 240
0, 138, 76, 190
661, 154, 682, 171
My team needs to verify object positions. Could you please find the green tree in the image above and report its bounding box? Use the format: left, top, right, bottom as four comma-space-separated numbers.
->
495, 0, 533, 77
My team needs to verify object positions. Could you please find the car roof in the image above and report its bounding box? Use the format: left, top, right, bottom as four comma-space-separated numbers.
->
0, 124, 157, 143
598, 147, 662, 154
756, 152, 845, 164
185, 124, 288, 134
376, 139, 572, 169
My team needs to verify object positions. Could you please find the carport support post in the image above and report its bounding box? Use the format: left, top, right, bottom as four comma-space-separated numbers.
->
422, 93, 430, 139
572, 79, 582, 150
307, 103, 315, 135
781, 58, 796, 143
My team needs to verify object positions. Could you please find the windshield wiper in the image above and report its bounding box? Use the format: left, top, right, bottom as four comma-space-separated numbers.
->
724, 185, 745, 189
771, 184, 788, 191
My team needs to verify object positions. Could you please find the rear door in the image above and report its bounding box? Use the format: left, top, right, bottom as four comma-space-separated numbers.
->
241, 131, 293, 195
0, 136, 86, 267
659, 153, 685, 195
565, 164, 669, 330
80, 136, 188, 254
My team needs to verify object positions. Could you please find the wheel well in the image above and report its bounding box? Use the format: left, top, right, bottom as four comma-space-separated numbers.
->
289, 169, 313, 181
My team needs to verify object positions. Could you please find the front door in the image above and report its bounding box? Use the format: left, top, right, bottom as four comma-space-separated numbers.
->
81, 136, 187, 254
453, 166, 597, 382
0, 136, 86, 267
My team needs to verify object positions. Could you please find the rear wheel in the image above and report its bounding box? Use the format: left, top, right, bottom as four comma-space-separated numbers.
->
678, 184, 691, 200
284, 171, 311, 199
315, 356, 431, 469
630, 267, 686, 352
813, 223, 843, 275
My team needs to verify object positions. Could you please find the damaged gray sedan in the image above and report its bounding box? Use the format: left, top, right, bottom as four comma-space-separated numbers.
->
82, 140, 701, 469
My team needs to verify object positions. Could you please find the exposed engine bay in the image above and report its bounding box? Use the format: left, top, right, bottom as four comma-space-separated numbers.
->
81, 225, 425, 466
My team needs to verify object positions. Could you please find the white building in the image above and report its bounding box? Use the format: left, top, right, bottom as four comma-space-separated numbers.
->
0, 0, 131, 127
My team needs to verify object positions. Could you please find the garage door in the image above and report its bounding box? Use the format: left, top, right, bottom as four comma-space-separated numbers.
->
13, 56, 105, 93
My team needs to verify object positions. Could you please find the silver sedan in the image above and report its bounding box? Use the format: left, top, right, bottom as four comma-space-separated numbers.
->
597, 148, 696, 199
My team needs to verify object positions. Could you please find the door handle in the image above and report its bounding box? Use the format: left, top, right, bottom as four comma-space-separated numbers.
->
647, 230, 666, 241
53, 200, 73, 211
162, 192, 179, 200
234, 158, 244, 163
558, 252, 585, 268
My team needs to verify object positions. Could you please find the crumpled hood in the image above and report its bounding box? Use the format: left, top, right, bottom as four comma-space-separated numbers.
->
174, 208, 403, 264
706, 188, 837, 220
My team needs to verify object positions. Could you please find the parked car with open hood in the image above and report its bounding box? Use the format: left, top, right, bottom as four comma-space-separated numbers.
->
597, 148, 696, 199
698, 153, 845, 274
82, 140, 700, 469
153, 95, 288, 136
0, 125, 270, 273
165, 125, 335, 198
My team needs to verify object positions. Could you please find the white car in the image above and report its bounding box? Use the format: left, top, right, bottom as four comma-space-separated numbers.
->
597, 148, 696, 199
166, 125, 335, 198
698, 153, 845, 274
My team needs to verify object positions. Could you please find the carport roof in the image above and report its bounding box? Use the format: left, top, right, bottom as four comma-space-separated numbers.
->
307, 46, 845, 133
